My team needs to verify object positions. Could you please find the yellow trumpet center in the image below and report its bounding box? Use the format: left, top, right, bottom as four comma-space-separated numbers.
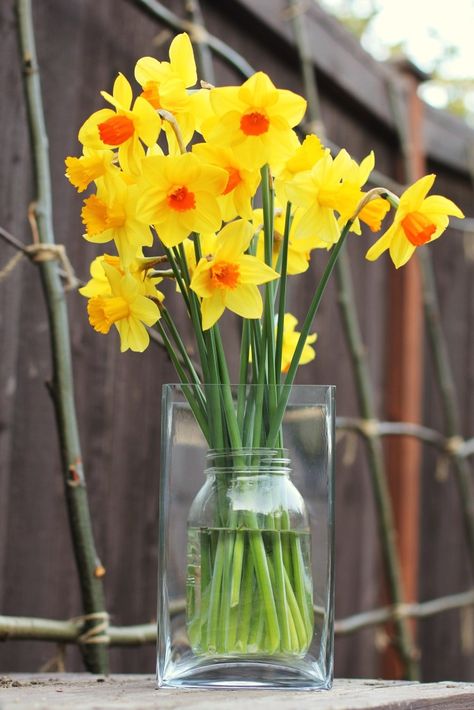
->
88, 296, 130, 334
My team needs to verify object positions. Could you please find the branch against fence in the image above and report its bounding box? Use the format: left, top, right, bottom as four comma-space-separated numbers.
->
15, 0, 108, 674
2, 588, 474, 646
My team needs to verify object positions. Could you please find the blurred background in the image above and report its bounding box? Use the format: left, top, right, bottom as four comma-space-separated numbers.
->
0, 0, 473, 680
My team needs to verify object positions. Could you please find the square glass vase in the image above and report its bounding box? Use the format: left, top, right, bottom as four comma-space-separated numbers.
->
156, 383, 335, 690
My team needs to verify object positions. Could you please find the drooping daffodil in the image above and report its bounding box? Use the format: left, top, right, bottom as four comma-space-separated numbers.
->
86, 262, 161, 352
366, 174, 464, 268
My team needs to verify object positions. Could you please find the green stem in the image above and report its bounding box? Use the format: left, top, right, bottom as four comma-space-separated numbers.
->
272, 532, 291, 651
206, 532, 226, 652
237, 321, 250, 431
247, 527, 280, 652
160, 307, 203, 389
154, 321, 210, 444
275, 202, 292, 382
267, 220, 352, 447
261, 165, 277, 419
284, 563, 309, 650
235, 543, 254, 650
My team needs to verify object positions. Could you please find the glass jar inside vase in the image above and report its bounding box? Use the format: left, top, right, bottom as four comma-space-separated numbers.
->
157, 383, 334, 689
186, 448, 313, 657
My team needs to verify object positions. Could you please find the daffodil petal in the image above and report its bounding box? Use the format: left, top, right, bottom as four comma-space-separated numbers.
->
190, 260, 213, 298
389, 230, 416, 268
238, 255, 279, 285
400, 174, 436, 212
215, 220, 253, 260
224, 283, 262, 319
113, 73, 133, 110
127, 317, 150, 352
169, 33, 197, 87
422, 195, 464, 218
201, 291, 225, 330
365, 223, 397, 261
132, 295, 160, 325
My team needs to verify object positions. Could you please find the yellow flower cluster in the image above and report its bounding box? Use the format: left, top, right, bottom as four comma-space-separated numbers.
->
67, 32, 464, 355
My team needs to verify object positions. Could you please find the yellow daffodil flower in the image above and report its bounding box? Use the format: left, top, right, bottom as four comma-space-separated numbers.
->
280, 313, 316, 373
274, 134, 326, 203
78, 73, 161, 175
79, 253, 165, 302
366, 174, 464, 268
65, 148, 116, 193
335, 151, 390, 234
136, 153, 227, 248
286, 149, 360, 245
202, 72, 306, 170
135, 33, 199, 152
86, 262, 160, 352
192, 143, 261, 221
253, 206, 316, 275
190, 220, 279, 330
81, 173, 152, 266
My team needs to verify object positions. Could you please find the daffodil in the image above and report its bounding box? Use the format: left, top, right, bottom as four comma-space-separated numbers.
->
192, 143, 260, 221
81, 173, 152, 266
202, 72, 306, 170
79, 253, 165, 302
335, 151, 390, 234
190, 220, 279, 330
135, 33, 200, 152
65, 148, 116, 193
280, 313, 316, 373
136, 153, 227, 248
274, 134, 326, 203
286, 150, 360, 245
78, 74, 161, 175
86, 262, 160, 352
366, 174, 464, 268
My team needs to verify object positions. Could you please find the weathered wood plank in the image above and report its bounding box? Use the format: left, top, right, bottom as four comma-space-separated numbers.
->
1, 675, 474, 710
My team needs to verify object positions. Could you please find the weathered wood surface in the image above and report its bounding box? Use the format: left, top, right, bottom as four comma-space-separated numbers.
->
0, 0, 472, 681
1, 675, 474, 710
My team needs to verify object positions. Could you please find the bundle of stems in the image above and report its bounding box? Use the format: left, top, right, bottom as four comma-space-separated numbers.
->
156, 165, 361, 655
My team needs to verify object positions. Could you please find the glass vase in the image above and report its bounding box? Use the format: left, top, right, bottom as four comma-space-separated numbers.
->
157, 383, 335, 690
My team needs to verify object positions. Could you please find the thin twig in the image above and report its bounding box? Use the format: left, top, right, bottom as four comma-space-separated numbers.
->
130, 0, 255, 77
336, 417, 474, 458
16, 0, 108, 673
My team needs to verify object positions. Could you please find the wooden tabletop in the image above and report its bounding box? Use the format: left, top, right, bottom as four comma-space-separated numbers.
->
1, 674, 474, 709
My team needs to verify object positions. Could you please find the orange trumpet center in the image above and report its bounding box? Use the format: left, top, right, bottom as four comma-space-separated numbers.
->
222, 167, 242, 195
401, 211, 436, 246
210, 261, 240, 290
167, 186, 196, 212
240, 111, 270, 136
141, 81, 161, 109
98, 115, 135, 146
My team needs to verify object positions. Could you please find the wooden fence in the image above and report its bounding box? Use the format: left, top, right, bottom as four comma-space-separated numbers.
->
0, 0, 473, 680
